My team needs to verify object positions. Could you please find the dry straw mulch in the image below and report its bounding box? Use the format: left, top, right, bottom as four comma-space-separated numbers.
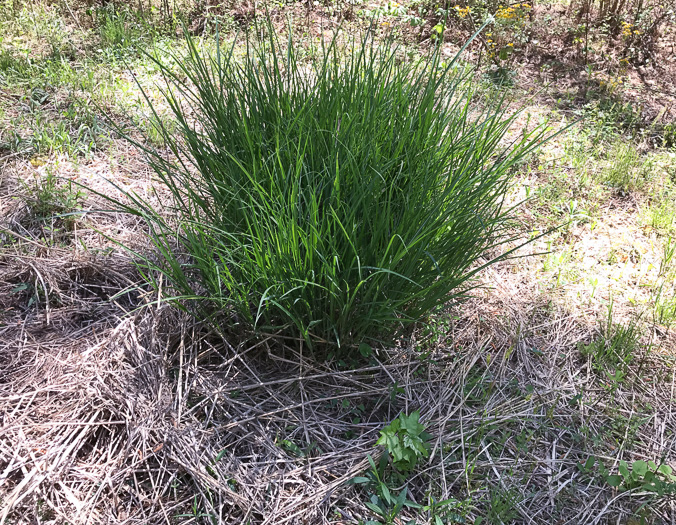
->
0, 158, 675, 525
1, 244, 675, 523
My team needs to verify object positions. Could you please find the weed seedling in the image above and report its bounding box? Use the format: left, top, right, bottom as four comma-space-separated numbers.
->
352, 411, 433, 524
377, 411, 431, 474
601, 141, 640, 193
22, 168, 84, 227
605, 459, 676, 496
578, 300, 641, 388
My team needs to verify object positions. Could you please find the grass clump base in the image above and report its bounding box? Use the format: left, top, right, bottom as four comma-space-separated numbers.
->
116, 24, 547, 354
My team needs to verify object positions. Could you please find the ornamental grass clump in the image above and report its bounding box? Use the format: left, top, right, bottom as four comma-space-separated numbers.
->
117, 25, 546, 353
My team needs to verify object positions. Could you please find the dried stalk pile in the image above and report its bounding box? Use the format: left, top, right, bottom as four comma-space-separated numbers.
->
0, 163, 674, 523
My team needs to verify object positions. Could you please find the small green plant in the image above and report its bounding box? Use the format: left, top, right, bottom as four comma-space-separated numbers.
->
601, 141, 640, 193
0, 128, 26, 154
644, 198, 676, 235
653, 285, 676, 329
352, 412, 435, 524
649, 237, 676, 329
140, 113, 176, 146
0, 48, 29, 77
605, 460, 676, 496
376, 410, 431, 473
22, 168, 84, 224
658, 236, 676, 278
96, 6, 142, 49
106, 22, 548, 354
352, 454, 413, 525
542, 245, 577, 288
353, 459, 469, 525
579, 444, 676, 510
584, 98, 643, 144
30, 117, 101, 157
578, 300, 641, 386
420, 309, 455, 348
415, 494, 471, 525
175, 495, 217, 521
9, 281, 39, 309
485, 486, 521, 524
360, 457, 412, 525
277, 436, 322, 458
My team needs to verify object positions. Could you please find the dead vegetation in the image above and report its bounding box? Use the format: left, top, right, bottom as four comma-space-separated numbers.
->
1, 211, 675, 523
